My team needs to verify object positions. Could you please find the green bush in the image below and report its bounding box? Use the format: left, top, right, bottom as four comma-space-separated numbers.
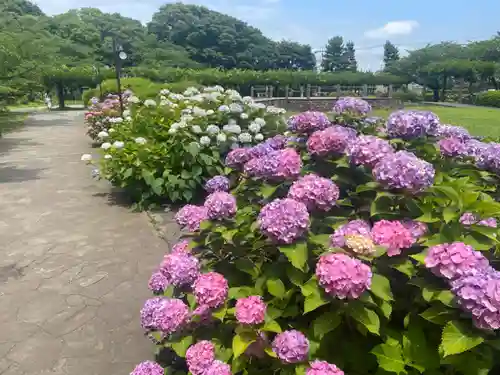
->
475, 91, 500, 108
132, 103, 500, 375
392, 90, 423, 103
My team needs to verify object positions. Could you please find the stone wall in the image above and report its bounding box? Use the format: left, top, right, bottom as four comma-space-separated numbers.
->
255, 97, 402, 112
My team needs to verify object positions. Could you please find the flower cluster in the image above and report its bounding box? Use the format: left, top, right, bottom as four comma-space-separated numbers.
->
244, 148, 302, 181
435, 124, 471, 140
193, 272, 229, 308
130, 361, 164, 375
306, 361, 345, 375
330, 220, 372, 248
175, 205, 209, 232
386, 110, 439, 139
272, 330, 310, 363
333, 97, 372, 116
459, 212, 498, 228
160, 251, 200, 286
307, 126, 356, 156
235, 296, 266, 325
316, 253, 372, 299
346, 135, 394, 168
288, 174, 340, 211
287, 111, 331, 133
204, 192, 237, 220
205, 175, 230, 193
438, 137, 467, 157
140, 297, 189, 333
371, 220, 415, 257
186, 341, 216, 375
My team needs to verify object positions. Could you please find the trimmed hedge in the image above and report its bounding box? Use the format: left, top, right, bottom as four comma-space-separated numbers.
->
475, 90, 500, 108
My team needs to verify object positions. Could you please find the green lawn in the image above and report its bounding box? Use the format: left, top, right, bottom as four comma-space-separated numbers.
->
372, 105, 500, 137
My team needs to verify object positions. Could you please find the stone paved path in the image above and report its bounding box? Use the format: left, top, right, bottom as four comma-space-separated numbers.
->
0, 111, 170, 375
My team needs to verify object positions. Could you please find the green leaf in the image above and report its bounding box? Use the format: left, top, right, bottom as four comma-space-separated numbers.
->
440, 321, 484, 357
403, 320, 440, 372
234, 259, 259, 278
309, 234, 331, 248
391, 260, 416, 278
228, 287, 254, 299
286, 265, 306, 287
370, 273, 394, 301
141, 169, 155, 185
279, 242, 309, 272
267, 279, 286, 298
170, 335, 193, 357
181, 170, 191, 179
370, 195, 393, 217
442, 350, 493, 375
123, 168, 133, 179
313, 312, 341, 340
419, 305, 454, 325
376, 299, 393, 320
232, 333, 255, 359
304, 292, 328, 314
422, 287, 454, 307
212, 307, 227, 321
432, 186, 462, 207
371, 342, 406, 374
260, 184, 279, 199
348, 302, 380, 335
443, 206, 459, 223
262, 319, 282, 333
150, 177, 164, 195
187, 141, 200, 157
182, 189, 193, 201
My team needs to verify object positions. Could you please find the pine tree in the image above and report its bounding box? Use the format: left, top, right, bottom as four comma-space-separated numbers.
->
321, 36, 345, 72
343, 41, 357, 72
383, 40, 400, 71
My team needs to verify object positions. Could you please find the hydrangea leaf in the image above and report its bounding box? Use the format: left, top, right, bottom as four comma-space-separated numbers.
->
266, 278, 286, 298
170, 335, 193, 357
232, 332, 256, 359
419, 304, 454, 325
370, 273, 394, 302
403, 320, 440, 372
312, 311, 341, 339
440, 321, 484, 357
370, 342, 406, 374
279, 242, 309, 272
348, 302, 380, 335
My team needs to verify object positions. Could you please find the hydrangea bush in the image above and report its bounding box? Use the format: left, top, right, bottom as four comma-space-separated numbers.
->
83, 86, 286, 207
132, 99, 500, 375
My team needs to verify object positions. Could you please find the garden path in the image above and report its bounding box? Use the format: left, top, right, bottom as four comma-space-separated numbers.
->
0, 111, 171, 375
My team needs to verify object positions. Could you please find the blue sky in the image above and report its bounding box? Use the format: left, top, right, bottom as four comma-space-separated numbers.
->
34, 0, 499, 71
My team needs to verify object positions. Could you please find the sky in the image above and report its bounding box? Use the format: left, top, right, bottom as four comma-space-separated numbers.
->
34, 0, 500, 71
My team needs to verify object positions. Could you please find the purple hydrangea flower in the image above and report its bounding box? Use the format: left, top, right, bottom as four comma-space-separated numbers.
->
205, 176, 230, 193
140, 297, 164, 330
272, 330, 309, 363
205, 361, 232, 375
148, 271, 169, 293
307, 126, 356, 156
346, 135, 394, 168
204, 192, 237, 220
175, 205, 209, 232
425, 242, 490, 280
172, 239, 190, 253
438, 137, 467, 157
386, 110, 439, 139
401, 219, 427, 240
193, 272, 228, 308
235, 296, 266, 325
265, 134, 288, 150
186, 341, 215, 375
160, 251, 199, 286
476, 143, 500, 172
287, 111, 330, 133
151, 298, 190, 334
288, 174, 340, 212
306, 360, 345, 375
248, 142, 275, 158
333, 97, 372, 116
225, 148, 251, 168
130, 361, 164, 375
373, 151, 435, 192
244, 148, 302, 181
435, 124, 471, 140
464, 139, 489, 160
460, 213, 498, 228
479, 218, 498, 228
258, 198, 309, 244
330, 220, 372, 248
316, 253, 372, 299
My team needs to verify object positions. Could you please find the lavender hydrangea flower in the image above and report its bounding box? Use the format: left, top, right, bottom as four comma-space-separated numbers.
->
425, 242, 490, 280
175, 205, 208, 232
205, 176, 230, 193
316, 253, 372, 299
333, 97, 372, 116
130, 361, 164, 375
478, 218, 498, 228
330, 220, 372, 248
265, 134, 288, 150
244, 148, 302, 181
172, 239, 190, 253
386, 110, 439, 139
148, 271, 169, 293
186, 341, 215, 375
225, 148, 251, 168
272, 330, 309, 363
204, 192, 237, 219
287, 111, 330, 133
151, 298, 190, 334
438, 137, 467, 157
476, 143, 500, 172
346, 135, 394, 168
258, 198, 309, 244
402, 219, 427, 240
193, 272, 228, 308
435, 124, 471, 140
306, 360, 345, 375
373, 151, 435, 193
205, 361, 232, 375
160, 251, 200, 286
464, 139, 489, 160
307, 126, 356, 156
248, 142, 275, 158
459, 212, 498, 228
287, 174, 340, 212
235, 296, 266, 325
140, 297, 164, 330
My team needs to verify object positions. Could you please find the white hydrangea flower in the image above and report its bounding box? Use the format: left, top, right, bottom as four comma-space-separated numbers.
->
113, 141, 125, 149
160, 95, 167, 100
123, 109, 131, 117
206, 93, 221, 102
101, 142, 112, 150
254, 133, 264, 141
229, 136, 238, 142
191, 125, 202, 134
206, 125, 220, 135
229, 103, 243, 113
266, 106, 285, 114
193, 107, 207, 117
206, 109, 214, 115
171, 123, 180, 130
190, 95, 204, 103
109, 128, 115, 133
160, 100, 173, 106
171, 103, 179, 108
181, 115, 193, 123
250, 102, 266, 110
240, 113, 249, 120
168, 128, 177, 134
238, 132, 252, 143
248, 123, 261, 133
218, 105, 230, 112
223, 124, 242, 134
200, 136, 211, 146
135, 137, 147, 145
181, 108, 192, 115
81, 154, 92, 161
179, 121, 188, 129
97, 131, 109, 138
242, 96, 253, 104
104, 154, 112, 160
216, 133, 227, 143
144, 99, 156, 107
228, 119, 237, 126
254, 118, 266, 126
184, 87, 200, 96
128, 96, 140, 103
125, 116, 132, 121
169, 93, 184, 101
160, 89, 170, 95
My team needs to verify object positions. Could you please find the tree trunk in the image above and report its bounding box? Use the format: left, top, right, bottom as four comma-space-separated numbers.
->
441, 74, 447, 102
432, 88, 440, 102
56, 83, 65, 109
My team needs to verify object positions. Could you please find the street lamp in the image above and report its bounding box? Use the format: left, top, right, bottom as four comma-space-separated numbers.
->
101, 30, 127, 117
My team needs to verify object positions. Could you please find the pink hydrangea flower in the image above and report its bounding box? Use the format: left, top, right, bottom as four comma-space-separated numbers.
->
307, 126, 356, 156
193, 272, 229, 308
287, 111, 331, 133
272, 330, 309, 363
151, 298, 190, 334
204, 360, 232, 375
330, 220, 372, 248
244, 148, 302, 181
175, 205, 208, 232
316, 253, 371, 299
186, 341, 215, 375
172, 239, 190, 253
148, 271, 169, 293
371, 220, 415, 256
130, 361, 164, 375
160, 251, 199, 287
346, 135, 394, 168
204, 192, 237, 219
258, 198, 310, 244
225, 148, 251, 168
288, 174, 340, 212
235, 296, 266, 325
425, 242, 490, 280
306, 360, 345, 375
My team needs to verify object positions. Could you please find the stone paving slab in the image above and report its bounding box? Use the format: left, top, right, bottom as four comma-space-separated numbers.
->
0, 111, 175, 375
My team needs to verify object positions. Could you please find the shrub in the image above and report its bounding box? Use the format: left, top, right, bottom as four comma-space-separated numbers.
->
475, 90, 500, 108
392, 90, 423, 103
83, 86, 287, 207
133, 99, 500, 375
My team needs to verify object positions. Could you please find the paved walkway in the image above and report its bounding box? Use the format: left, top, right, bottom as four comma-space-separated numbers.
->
0, 112, 169, 375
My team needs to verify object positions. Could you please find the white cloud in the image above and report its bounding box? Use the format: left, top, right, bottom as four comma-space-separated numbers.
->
364, 20, 419, 39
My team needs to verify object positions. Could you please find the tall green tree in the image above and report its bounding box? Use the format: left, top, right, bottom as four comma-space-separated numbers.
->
321, 36, 345, 72
343, 41, 357, 72
383, 40, 400, 71
275, 41, 316, 70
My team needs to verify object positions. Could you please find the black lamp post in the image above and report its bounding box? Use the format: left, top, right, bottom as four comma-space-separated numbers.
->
101, 31, 127, 117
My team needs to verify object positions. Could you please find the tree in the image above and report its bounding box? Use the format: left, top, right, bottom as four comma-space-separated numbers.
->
383, 40, 400, 71
275, 41, 316, 70
321, 36, 345, 72
343, 41, 357, 72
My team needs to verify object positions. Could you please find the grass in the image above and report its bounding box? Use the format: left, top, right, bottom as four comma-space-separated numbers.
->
0, 112, 27, 137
